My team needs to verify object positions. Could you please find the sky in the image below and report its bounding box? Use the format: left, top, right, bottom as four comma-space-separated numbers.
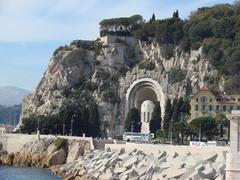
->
0, 0, 236, 91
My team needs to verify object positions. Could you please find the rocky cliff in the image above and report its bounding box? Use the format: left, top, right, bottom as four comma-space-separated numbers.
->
20, 35, 222, 136
0, 138, 90, 167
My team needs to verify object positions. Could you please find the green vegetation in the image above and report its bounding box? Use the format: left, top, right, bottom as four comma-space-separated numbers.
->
169, 68, 187, 84
99, 15, 143, 37
156, 129, 165, 143
125, 108, 141, 132
138, 61, 155, 71
149, 102, 161, 136
54, 138, 68, 151
20, 101, 101, 138
190, 117, 218, 140
163, 99, 172, 134
100, 2, 240, 92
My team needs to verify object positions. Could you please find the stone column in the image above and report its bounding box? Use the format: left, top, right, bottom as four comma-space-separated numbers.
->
226, 110, 240, 180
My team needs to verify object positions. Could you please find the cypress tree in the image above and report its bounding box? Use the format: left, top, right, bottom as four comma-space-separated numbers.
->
163, 99, 172, 134
125, 108, 141, 132
88, 102, 100, 138
149, 13, 156, 23
149, 102, 161, 135
172, 97, 184, 122
173, 10, 179, 19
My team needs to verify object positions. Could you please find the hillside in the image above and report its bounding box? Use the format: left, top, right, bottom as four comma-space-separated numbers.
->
0, 86, 30, 106
19, 1, 240, 137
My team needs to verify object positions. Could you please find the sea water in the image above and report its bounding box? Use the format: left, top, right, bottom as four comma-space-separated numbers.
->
0, 166, 61, 180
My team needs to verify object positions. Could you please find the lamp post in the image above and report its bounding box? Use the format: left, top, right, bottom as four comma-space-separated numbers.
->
37, 117, 40, 140
131, 121, 134, 139
71, 114, 76, 136
63, 123, 65, 136
170, 118, 173, 144
199, 123, 201, 142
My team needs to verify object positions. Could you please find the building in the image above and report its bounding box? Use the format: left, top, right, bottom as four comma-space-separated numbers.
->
190, 87, 240, 120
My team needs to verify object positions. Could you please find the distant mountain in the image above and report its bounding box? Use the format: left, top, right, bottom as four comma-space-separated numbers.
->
0, 104, 21, 125
0, 86, 30, 106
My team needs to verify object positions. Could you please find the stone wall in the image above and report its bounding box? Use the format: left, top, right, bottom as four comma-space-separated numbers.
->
0, 134, 94, 153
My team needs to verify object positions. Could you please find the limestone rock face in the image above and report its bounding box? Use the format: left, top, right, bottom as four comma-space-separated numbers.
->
19, 36, 223, 136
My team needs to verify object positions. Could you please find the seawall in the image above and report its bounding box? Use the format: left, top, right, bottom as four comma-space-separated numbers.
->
0, 133, 94, 153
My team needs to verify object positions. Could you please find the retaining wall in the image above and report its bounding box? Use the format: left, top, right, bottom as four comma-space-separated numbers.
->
0, 134, 94, 153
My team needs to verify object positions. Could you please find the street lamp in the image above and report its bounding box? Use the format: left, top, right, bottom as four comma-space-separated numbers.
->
71, 114, 76, 136
62, 123, 65, 136
199, 123, 201, 142
170, 118, 173, 144
37, 117, 40, 140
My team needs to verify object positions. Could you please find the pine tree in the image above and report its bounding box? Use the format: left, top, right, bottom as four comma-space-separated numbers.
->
149, 103, 161, 135
125, 108, 141, 132
163, 99, 172, 134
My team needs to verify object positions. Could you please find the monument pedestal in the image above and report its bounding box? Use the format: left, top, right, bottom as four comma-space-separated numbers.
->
226, 110, 240, 179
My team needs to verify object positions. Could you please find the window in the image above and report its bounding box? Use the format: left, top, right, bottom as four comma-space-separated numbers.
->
223, 105, 226, 111
195, 105, 198, 111
209, 105, 212, 111
209, 98, 212, 102
202, 105, 206, 111
230, 106, 233, 111
201, 96, 207, 103
147, 112, 150, 122
216, 105, 220, 111
238, 106, 240, 110
238, 98, 240, 102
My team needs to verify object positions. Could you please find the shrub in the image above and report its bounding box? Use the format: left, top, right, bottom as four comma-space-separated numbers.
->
54, 138, 68, 151
139, 61, 155, 70
169, 68, 187, 84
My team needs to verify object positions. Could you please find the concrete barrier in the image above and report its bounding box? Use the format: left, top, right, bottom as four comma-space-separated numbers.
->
105, 143, 229, 159
0, 134, 94, 153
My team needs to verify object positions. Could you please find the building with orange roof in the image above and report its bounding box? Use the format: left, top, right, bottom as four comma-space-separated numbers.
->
190, 88, 240, 121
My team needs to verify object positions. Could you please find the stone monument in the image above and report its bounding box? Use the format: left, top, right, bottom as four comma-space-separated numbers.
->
226, 110, 240, 179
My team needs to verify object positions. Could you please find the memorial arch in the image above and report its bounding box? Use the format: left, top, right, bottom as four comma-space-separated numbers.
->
125, 78, 165, 133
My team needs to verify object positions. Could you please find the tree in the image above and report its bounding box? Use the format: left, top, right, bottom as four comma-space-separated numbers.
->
215, 113, 229, 138
20, 117, 36, 134
156, 129, 165, 143
163, 99, 172, 135
125, 108, 141, 132
172, 97, 184, 122
149, 103, 162, 135
173, 10, 179, 19
190, 117, 218, 140
88, 102, 100, 138
149, 13, 156, 23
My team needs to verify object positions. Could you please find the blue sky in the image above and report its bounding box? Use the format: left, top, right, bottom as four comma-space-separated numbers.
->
0, 0, 236, 91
